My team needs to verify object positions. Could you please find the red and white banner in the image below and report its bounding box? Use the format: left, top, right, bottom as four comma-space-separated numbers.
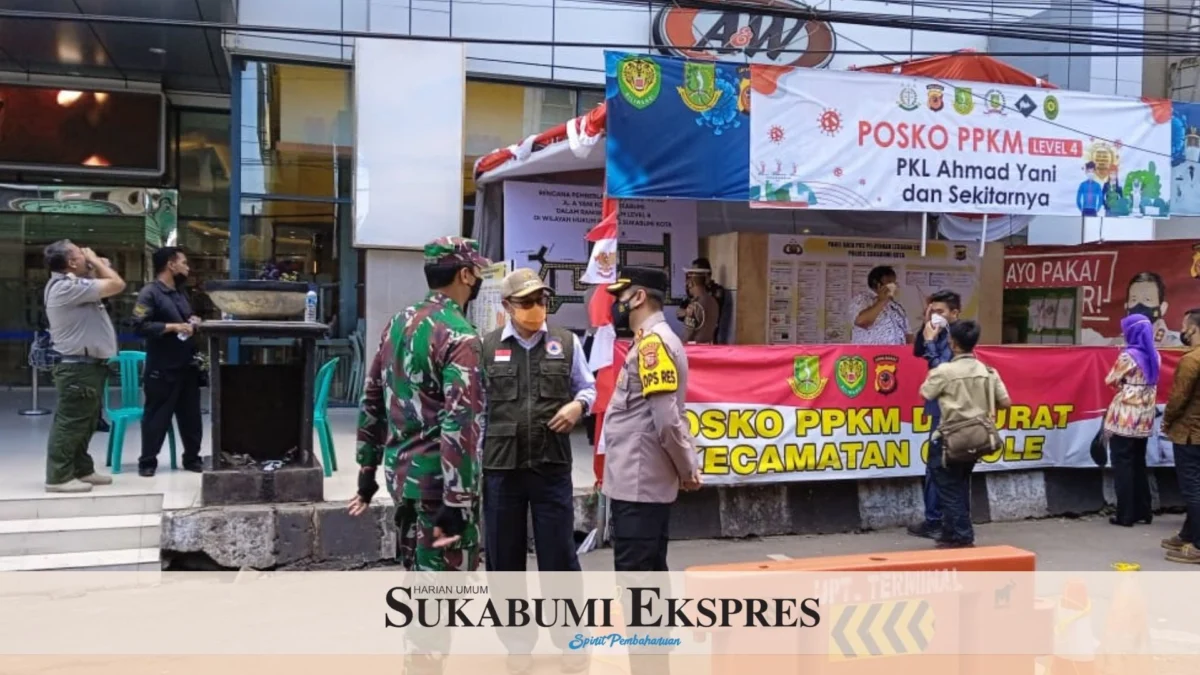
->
595, 344, 1182, 485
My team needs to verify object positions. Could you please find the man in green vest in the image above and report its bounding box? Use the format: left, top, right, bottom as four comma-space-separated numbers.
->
481, 267, 594, 674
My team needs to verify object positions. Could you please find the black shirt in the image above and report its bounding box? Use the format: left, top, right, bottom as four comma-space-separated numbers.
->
131, 279, 197, 373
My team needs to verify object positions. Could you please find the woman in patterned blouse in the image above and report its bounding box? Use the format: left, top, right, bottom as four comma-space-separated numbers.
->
1104, 314, 1162, 527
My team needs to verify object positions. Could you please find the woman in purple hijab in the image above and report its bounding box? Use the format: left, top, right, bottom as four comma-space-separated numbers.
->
1103, 314, 1162, 526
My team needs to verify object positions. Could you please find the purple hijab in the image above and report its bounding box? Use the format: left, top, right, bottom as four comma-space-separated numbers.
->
1121, 314, 1160, 385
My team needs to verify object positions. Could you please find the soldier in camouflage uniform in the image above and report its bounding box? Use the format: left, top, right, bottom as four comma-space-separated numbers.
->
350, 236, 490, 572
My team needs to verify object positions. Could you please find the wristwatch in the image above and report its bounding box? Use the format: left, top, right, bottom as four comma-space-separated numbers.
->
576, 398, 591, 416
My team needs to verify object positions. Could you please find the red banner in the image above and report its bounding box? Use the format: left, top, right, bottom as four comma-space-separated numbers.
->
595, 343, 1181, 485
1004, 240, 1200, 347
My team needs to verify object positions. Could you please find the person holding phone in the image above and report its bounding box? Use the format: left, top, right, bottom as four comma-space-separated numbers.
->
850, 265, 911, 345
908, 291, 961, 539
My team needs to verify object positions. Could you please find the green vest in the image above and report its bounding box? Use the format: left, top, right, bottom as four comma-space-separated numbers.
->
481, 326, 576, 472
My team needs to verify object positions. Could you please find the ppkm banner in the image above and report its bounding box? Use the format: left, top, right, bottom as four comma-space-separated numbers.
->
749, 66, 1173, 216
599, 343, 1181, 485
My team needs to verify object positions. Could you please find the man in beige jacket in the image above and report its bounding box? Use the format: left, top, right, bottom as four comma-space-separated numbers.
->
601, 266, 701, 571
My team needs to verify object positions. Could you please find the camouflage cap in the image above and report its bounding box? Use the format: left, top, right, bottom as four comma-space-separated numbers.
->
501, 268, 553, 299
423, 236, 491, 269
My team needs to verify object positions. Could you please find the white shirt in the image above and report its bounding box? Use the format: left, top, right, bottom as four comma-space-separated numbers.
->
501, 319, 597, 411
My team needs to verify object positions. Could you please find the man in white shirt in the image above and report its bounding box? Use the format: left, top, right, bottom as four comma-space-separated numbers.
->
850, 265, 911, 345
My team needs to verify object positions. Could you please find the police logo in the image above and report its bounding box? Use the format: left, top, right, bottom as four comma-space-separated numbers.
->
639, 340, 659, 369
874, 355, 899, 395
545, 338, 564, 359
926, 84, 944, 112
898, 85, 919, 111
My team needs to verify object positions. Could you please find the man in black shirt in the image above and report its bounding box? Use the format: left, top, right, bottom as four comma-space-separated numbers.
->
130, 247, 204, 476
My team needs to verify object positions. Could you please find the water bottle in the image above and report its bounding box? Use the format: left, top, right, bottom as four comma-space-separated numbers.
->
304, 288, 318, 323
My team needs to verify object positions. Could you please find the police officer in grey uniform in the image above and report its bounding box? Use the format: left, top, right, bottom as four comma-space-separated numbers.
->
602, 267, 702, 571
42, 240, 125, 493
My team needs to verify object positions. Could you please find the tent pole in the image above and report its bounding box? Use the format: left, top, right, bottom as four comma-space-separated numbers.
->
980, 214, 989, 256
921, 213, 928, 256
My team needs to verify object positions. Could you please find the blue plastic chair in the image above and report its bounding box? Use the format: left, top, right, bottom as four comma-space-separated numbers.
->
315, 357, 340, 477
104, 351, 177, 474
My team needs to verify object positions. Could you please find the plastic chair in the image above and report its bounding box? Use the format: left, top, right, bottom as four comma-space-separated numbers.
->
314, 357, 340, 477
104, 351, 177, 474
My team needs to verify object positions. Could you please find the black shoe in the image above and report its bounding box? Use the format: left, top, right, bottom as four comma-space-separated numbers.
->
935, 539, 975, 549
182, 460, 204, 473
138, 466, 156, 478
907, 522, 941, 539
1139, 515, 1153, 525
96, 418, 111, 433
1109, 516, 1134, 527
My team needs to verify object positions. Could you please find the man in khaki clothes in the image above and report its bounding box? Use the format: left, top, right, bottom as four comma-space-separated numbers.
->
601, 266, 701, 571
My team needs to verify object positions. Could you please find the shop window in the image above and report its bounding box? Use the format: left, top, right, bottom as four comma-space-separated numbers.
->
177, 110, 232, 219
239, 62, 352, 199
523, 87, 576, 136
578, 89, 605, 114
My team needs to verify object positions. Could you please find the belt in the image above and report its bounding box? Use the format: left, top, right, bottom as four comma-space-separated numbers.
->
58, 355, 106, 364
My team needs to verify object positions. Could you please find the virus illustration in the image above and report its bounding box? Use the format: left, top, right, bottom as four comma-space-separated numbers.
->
768, 125, 786, 144
818, 108, 842, 136
859, 178, 867, 185
695, 70, 742, 136
834, 167, 844, 178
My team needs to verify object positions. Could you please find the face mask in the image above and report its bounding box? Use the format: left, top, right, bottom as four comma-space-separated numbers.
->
1184, 328, 1196, 347
173, 273, 188, 287
467, 273, 483, 302
1127, 304, 1160, 323
611, 297, 634, 331
513, 305, 546, 332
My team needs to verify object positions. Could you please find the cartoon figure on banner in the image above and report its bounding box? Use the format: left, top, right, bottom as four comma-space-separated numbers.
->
1076, 161, 1105, 216
1081, 270, 1183, 348
1174, 125, 1200, 214
1123, 165, 1168, 216
1103, 172, 1124, 216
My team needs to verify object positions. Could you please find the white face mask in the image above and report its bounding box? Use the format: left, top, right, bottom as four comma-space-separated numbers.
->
930, 313, 949, 329
1187, 146, 1200, 162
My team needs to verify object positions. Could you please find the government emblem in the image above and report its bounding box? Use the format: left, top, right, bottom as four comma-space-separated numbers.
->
788, 354, 828, 401
898, 85, 919, 111
617, 56, 661, 110
678, 62, 722, 113
835, 355, 867, 398
926, 84, 944, 112
873, 355, 899, 395
953, 87, 974, 115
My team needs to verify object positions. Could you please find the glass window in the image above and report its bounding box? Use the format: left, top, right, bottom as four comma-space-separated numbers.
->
238, 199, 345, 328
578, 89, 605, 114
524, 87, 577, 136
177, 110, 232, 219
239, 62, 352, 199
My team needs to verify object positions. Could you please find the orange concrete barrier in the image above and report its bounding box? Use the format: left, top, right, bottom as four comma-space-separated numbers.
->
686, 546, 1052, 675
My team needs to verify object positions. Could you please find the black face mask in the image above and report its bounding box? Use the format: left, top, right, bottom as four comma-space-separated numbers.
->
468, 274, 483, 302
1127, 303, 1160, 322
1184, 329, 1196, 347
611, 297, 633, 331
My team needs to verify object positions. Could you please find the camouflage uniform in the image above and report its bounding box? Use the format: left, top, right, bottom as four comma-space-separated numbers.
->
356, 237, 490, 572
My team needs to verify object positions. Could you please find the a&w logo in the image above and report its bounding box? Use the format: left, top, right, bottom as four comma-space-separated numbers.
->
653, 1, 836, 68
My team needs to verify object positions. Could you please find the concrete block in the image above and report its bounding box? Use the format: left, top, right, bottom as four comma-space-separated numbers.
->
316, 505, 385, 563
200, 465, 324, 506
1044, 468, 1105, 515
786, 480, 860, 534
856, 478, 923, 530
985, 470, 1048, 522
274, 505, 316, 566
719, 484, 789, 538
162, 507, 277, 569
669, 487, 721, 540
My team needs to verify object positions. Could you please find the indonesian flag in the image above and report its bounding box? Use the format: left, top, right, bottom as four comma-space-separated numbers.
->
583, 197, 620, 485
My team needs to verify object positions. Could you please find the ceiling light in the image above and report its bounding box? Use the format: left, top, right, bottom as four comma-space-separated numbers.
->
94, 92, 108, 104
56, 90, 83, 106
149, 47, 166, 55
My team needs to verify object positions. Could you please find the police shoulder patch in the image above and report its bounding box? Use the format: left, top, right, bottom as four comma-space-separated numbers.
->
637, 333, 678, 396
132, 303, 150, 318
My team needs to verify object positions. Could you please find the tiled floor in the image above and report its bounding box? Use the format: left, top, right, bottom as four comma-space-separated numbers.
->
0, 389, 596, 510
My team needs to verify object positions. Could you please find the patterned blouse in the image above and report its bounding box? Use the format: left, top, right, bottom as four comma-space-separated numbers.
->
849, 291, 910, 346
1103, 351, 1160, 438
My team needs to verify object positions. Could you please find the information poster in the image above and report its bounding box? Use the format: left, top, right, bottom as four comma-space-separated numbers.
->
467, 261, 511, 336
765, 235, 981, 345
503, 182, 698, 330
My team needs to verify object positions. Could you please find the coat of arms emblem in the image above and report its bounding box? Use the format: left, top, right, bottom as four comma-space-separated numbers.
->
678, 62, 722, 114
618, 57, 661, 110
835, 356, 867, 398
873, 355, 899, 395
788, 354, 828, 401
